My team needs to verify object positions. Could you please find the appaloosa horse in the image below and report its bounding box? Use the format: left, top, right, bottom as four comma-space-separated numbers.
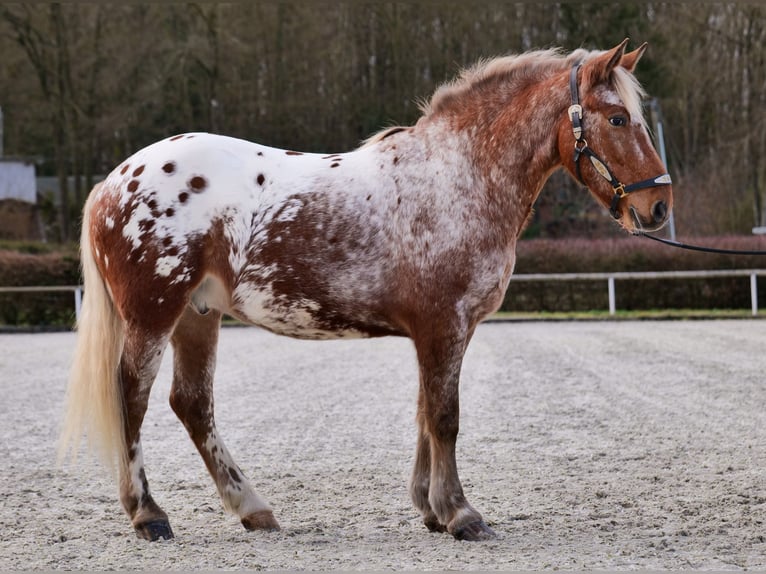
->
60, 40, 672, 541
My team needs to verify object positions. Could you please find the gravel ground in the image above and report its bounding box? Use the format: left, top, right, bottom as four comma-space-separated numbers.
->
1, 319, 766, 570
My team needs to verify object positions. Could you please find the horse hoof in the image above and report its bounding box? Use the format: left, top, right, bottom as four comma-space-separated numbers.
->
452, 520, 496, 541
424, 516, 447, 533
241, 510, 280, 532
134, 519, 174, 541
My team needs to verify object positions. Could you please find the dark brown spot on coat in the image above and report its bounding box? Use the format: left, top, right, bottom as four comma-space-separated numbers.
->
120, 164, 130, 175
393, 156, 399, 165
178, 192, 189, 203
162, 237, 173, 247
165, 207, 175, 217
138, 219, 155, 232
169, 135, 184, 141
366, 195, 372, 201
256, 174, 265, 186
257, 151, 263, 156
166, 245, 179, 256
132, 165, 145, 177
162, 162, 176, 174
330, 163, 340, 168
127, 180, 139, 192
189, 176, 207, 191
228, 466, 242, 483
285, 151, 303, 156
380, 126, 407, 140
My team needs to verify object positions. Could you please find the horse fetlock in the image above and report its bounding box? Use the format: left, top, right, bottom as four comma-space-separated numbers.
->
409, 475, 430, 510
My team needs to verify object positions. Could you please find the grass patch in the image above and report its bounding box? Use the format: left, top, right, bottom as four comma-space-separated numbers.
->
0, 240, 78, 255
490, 309, 764, 321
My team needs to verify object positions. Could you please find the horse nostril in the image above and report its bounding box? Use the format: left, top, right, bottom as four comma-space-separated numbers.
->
652, 200, 668, 223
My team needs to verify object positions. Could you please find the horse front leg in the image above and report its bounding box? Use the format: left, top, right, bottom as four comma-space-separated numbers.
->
411, 327, 496, 541
411, 390, 445, 533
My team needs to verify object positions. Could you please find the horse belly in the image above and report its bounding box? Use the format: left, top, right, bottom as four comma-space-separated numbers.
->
230, 281, 371, 340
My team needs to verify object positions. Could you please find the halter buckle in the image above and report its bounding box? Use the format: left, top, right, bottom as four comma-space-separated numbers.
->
568, 104, 583, 122
613, 183, 627, 198
568, 104, 584, 140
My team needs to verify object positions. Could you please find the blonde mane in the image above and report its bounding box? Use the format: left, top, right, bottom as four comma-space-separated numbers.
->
364, 46, 647, 146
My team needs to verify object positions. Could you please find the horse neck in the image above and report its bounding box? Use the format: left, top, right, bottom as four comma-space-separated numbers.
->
426, 73, 570, 241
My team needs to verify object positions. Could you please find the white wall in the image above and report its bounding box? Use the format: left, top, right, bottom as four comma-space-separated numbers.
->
0, 160, 36, 203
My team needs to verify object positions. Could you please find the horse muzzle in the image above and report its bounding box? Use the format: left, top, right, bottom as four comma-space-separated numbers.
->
628, 198, 672, 233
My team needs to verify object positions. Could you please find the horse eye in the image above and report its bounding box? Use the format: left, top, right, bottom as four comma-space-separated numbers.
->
609, 116, 627, 127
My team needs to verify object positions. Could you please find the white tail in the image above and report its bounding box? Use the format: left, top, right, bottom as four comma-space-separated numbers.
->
59, 193, 127, 475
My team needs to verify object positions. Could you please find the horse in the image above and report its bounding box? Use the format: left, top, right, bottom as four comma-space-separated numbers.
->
60, 39, 672, 542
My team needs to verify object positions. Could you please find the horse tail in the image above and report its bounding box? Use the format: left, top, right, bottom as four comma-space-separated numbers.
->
59, 191, 127, 475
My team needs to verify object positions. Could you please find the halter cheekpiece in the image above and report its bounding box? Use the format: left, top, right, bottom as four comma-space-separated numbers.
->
568, 63, 672, 219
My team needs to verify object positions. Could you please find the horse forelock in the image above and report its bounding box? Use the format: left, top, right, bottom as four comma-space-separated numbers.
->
609, 66, 648, 129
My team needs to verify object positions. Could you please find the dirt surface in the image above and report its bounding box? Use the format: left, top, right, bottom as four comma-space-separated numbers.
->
1, 320, 766, 570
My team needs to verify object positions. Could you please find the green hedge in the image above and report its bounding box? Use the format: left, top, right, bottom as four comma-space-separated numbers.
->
0, 250, 81, 327
504, 236, 766, 312
2, 235, 766, 326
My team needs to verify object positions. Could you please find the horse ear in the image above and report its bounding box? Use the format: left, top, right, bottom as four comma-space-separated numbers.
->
620, 42, 648, 73
584, 38, 630, 85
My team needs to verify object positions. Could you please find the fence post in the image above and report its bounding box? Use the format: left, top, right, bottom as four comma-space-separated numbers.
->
751, 273, 758, 316
74, 287, 82, 323
608, 276, 616, 315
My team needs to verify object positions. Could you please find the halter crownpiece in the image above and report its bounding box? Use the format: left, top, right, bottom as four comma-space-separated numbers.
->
568, 63, 672, 219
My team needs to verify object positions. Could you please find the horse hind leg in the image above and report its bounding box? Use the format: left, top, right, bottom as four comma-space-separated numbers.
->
169, 305, 279, 532
118, 326, 174, 541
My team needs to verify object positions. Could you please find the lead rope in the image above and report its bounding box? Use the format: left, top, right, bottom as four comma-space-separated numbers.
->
638, 231, 766, 256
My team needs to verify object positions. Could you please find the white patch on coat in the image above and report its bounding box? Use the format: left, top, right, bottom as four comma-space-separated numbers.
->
155, 255, 182, 277
121, 202, 153, 251
202, 430, 272, 517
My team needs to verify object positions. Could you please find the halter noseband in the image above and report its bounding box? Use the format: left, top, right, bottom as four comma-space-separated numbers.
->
568, 63, 672, 219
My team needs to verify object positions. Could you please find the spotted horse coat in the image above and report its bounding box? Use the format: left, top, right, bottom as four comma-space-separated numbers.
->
60, 40, 672, 542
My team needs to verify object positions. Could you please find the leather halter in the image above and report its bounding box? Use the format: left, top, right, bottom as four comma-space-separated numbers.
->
568, 64, 672, 219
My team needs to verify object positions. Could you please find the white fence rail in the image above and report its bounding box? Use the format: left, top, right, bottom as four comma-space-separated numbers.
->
508, 269, 766, 316
0, 285, 82, 322
1, 269, 766, 324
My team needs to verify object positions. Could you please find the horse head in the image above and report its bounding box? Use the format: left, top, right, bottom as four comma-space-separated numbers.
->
558, 39, 673, 233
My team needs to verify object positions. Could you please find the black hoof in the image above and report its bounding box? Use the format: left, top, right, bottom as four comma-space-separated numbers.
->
424, 516, 447, 533
135, 519, 174, 541
453, 520, 496, 541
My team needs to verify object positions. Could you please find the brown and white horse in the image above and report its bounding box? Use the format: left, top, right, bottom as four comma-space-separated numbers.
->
60, 40, 672, 542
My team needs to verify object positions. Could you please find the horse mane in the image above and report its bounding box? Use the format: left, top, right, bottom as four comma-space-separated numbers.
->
363, 46, 647, 146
